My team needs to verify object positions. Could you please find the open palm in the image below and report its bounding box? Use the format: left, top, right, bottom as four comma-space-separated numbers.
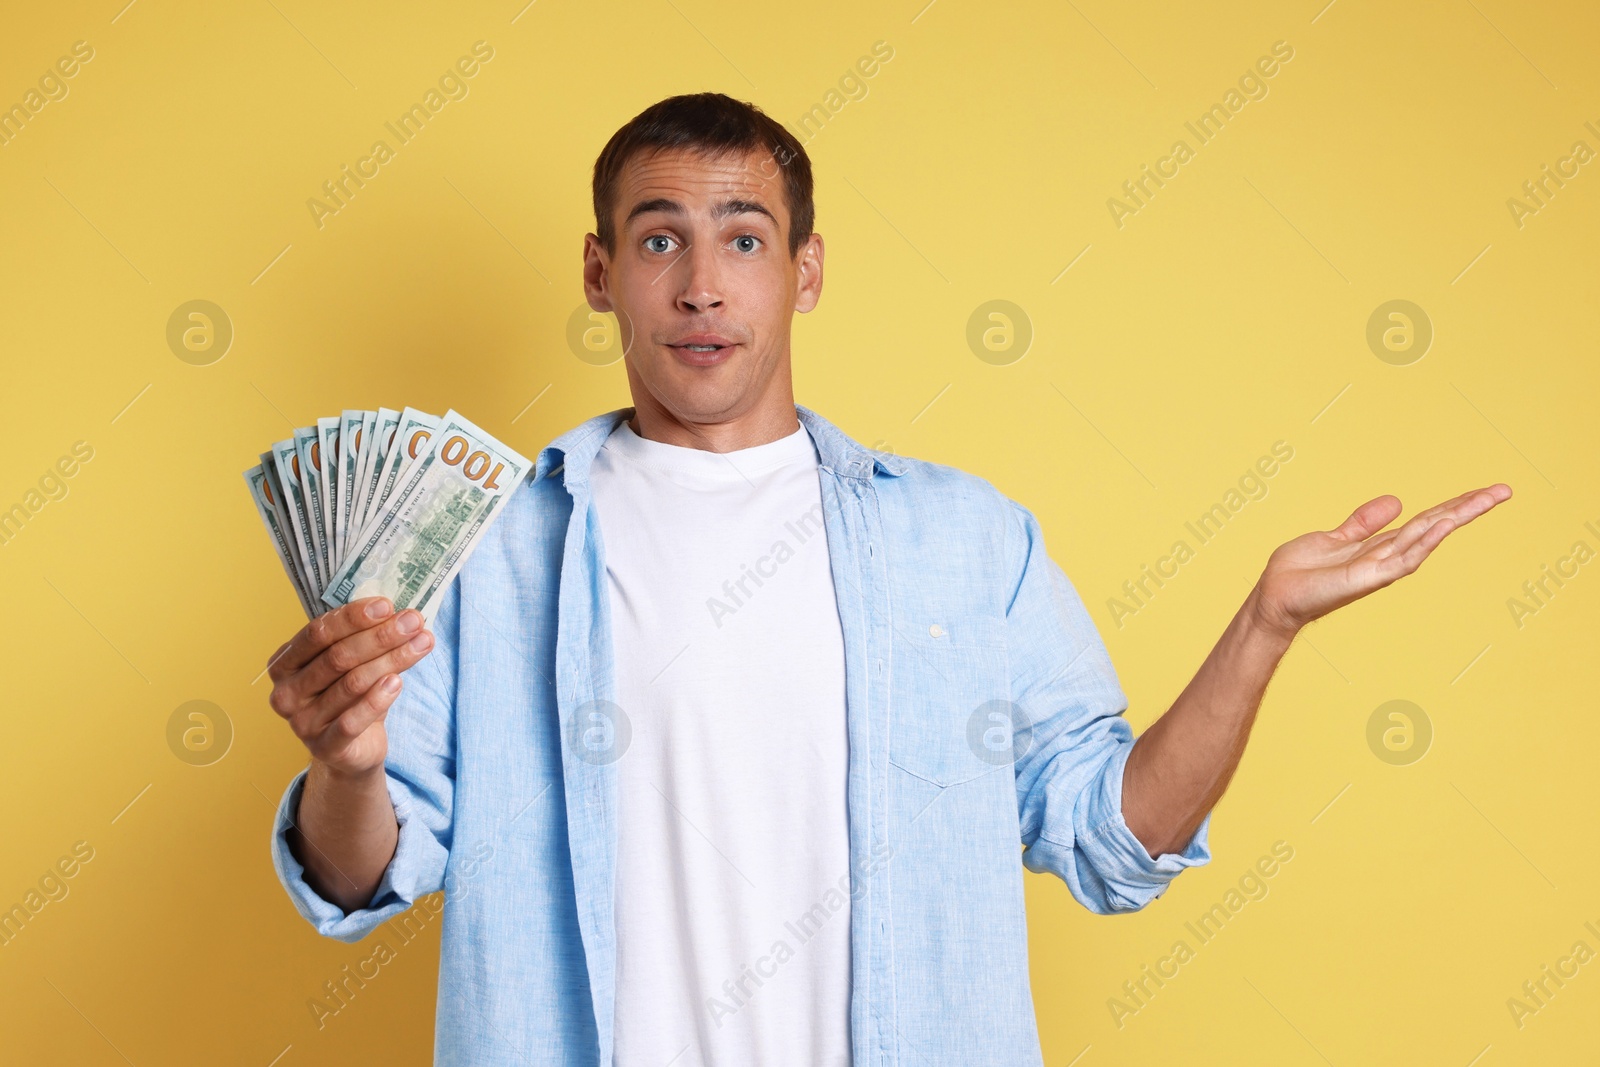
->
1253, 483, 1513, 638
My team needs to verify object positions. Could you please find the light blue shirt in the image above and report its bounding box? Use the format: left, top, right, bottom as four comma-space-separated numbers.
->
271, 403, 1213, 1066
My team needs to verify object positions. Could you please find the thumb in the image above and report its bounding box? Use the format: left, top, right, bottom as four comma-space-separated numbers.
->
1330, 494, 1402, 541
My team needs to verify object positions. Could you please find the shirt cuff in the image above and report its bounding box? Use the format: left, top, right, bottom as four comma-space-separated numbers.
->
1081, 741, 1213, 912
269, 765, 436, 943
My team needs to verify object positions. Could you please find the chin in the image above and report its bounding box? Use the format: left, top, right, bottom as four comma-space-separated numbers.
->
653, 374, 753, 422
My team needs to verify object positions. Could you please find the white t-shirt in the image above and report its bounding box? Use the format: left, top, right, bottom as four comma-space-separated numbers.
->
590, 417, 853, 1066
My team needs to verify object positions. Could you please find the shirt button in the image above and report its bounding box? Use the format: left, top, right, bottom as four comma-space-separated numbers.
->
929, 624, 945, 638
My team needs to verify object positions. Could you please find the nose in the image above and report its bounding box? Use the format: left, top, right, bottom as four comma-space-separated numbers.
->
674, 238, 724, 313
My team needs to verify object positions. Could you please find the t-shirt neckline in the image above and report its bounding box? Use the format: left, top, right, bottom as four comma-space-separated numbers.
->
601, 416, 817, 482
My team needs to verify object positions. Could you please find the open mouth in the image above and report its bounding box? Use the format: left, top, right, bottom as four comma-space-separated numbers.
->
665, 336, 739, 364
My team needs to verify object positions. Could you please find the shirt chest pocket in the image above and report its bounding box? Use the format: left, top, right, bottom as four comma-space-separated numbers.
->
887, 613, 1012, 788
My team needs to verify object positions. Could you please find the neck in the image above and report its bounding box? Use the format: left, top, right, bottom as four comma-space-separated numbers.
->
625, 367, 800, 453
627, 403, 799, 453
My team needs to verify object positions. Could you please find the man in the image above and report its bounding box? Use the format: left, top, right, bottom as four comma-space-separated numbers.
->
266, 93, 1510, 1065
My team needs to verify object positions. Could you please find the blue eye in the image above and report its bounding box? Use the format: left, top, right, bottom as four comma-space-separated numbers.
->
645, 235, 675, 253
733, 235, 759, 253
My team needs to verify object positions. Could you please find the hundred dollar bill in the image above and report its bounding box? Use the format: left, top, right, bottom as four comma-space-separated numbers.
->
294, 426, 332, 585
349, 406, 399, 553
361, 407, 440, 534
269, 437, 326, 597
317, 416, 342, 572
258, 450, 318, 610
322, 409, 530, 623
336, 409, 375, 562
243, 461, 317, 619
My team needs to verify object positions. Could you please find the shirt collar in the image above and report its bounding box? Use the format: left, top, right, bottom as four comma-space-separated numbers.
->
534, 403, 909, 488
797, 402, 909, 479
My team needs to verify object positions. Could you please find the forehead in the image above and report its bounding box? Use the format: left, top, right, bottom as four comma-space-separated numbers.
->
615, 146, 787, 224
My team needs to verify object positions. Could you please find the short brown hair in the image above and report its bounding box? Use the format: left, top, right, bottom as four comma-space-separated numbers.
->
591, 92, 814, 259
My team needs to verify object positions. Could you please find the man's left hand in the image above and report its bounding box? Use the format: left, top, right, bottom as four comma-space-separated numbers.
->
1250, 483, 1514, 640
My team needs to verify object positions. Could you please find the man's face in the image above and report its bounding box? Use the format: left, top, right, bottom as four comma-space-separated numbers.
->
583, 146, 823, 429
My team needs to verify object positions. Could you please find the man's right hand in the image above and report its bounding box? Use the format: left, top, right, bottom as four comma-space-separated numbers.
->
266, 596, 436, 777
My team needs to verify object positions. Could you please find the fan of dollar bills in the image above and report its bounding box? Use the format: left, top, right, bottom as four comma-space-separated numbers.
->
244, 407, 531, 624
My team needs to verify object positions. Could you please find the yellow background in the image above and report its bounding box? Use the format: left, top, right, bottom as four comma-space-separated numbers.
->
2, 0, 1596, 1063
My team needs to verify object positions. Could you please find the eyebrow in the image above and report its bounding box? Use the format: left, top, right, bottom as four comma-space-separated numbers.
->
623, 197, 777, 229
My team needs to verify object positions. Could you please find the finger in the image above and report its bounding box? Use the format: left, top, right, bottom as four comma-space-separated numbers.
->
295, 608, 427, 698
1361, 500, 1465, 558
270, 597, 393, 681
1420, 483, 1509, 525
304, 628, 435, 736
305, 630, 433, 736
1445, 485, 1510, 527
1457, 483, 1513, 519
1387, 516, 1457, 577
1388, 485, 1508, 555
1330, 495, 1403, 541
1396, 488, 1484, 536
311, 674, 403, 754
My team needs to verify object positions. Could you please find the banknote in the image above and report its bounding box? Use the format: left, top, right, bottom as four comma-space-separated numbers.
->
349, 406, 400, 551
271, 435, 326, 596
336, 409, 374, 564
292, 426, 331, 588
317, 416, 342, 573
258, 450, 318, 609
243, 461, 316, 618
321, 409, 530, 623
249, 406, 524, 620
362, 407, 440, 534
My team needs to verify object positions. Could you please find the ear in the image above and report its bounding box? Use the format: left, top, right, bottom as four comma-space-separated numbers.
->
794, 232, 825, 314
583, 232, 613, 312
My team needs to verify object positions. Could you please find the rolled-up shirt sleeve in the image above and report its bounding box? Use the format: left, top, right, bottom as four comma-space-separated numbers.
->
1003, 499, 1212, 914
268, 579, 460, 942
